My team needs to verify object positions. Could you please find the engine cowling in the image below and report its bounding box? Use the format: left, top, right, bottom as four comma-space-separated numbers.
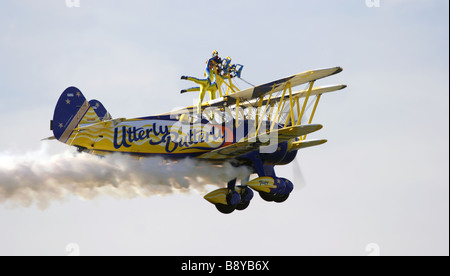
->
277, 149, 297, 165
260, 141, 289, 165
260, 141, 299, 166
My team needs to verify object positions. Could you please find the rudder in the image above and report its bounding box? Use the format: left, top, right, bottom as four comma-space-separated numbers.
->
89, 99, 112, 121
52, 87, 93, 143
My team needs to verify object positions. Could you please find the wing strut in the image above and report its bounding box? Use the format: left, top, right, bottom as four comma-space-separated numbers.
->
297, 80, 315, 125
302, 93, 322, 140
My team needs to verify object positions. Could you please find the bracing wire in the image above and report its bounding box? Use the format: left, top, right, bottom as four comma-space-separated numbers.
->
238, 77, 256, 87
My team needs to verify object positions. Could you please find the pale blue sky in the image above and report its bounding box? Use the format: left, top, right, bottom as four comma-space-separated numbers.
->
0, 0, 448, 255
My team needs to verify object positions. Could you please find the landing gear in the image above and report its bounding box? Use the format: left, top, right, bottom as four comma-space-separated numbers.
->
273, 193, 290, 203
236, 200, 250, 211
259, 191, 276, 202
259, 191, 290, 203
215, 203, 237, 214
252, 177, 293, 203
235, 185, 253, 211
203, 153, 295, 213
214, 189, 240, 214
204, 179, 255, 214
215, 187, 253, 214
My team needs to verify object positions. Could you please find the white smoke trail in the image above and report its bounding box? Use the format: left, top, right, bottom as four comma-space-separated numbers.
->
0, 144, 251, 209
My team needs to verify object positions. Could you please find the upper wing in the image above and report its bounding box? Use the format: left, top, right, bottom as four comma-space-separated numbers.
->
216, 67, 343, 105
220, 84, 347, 108
197, 124, 323, 160
163, 67, 344, 116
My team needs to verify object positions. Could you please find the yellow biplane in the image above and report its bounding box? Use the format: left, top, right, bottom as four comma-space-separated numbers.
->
47, 53, 346, 214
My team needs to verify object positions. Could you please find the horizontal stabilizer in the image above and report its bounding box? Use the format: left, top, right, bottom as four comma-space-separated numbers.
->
75, 118, 126, 132
41, 136, 56, 141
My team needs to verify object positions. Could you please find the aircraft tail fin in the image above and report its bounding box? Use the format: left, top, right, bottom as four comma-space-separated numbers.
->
89, 99, 112, 121
52, 87, 96, 143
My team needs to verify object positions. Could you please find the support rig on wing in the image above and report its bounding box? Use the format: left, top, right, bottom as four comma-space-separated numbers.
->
180, 51, 346, 214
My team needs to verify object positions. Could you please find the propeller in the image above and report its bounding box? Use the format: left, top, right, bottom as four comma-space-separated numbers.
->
292, 156, 307, 191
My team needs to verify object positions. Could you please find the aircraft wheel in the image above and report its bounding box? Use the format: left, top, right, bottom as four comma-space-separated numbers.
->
273, 193, 290, 203
215, 190, 240, 214
215, 204, 236, 214
236, 200, 250, 211
259, 191, 275, 202
236, 186, 253, 211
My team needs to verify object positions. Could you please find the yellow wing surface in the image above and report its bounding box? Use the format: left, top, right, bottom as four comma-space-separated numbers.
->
198, 124, 323, 160
169, 66, 346, 160
216, 67, 343, 104
168, 67, 344, 114
220, 84, 347, 109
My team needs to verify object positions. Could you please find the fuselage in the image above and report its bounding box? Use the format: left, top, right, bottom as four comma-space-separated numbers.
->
71, 115, 248, 158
